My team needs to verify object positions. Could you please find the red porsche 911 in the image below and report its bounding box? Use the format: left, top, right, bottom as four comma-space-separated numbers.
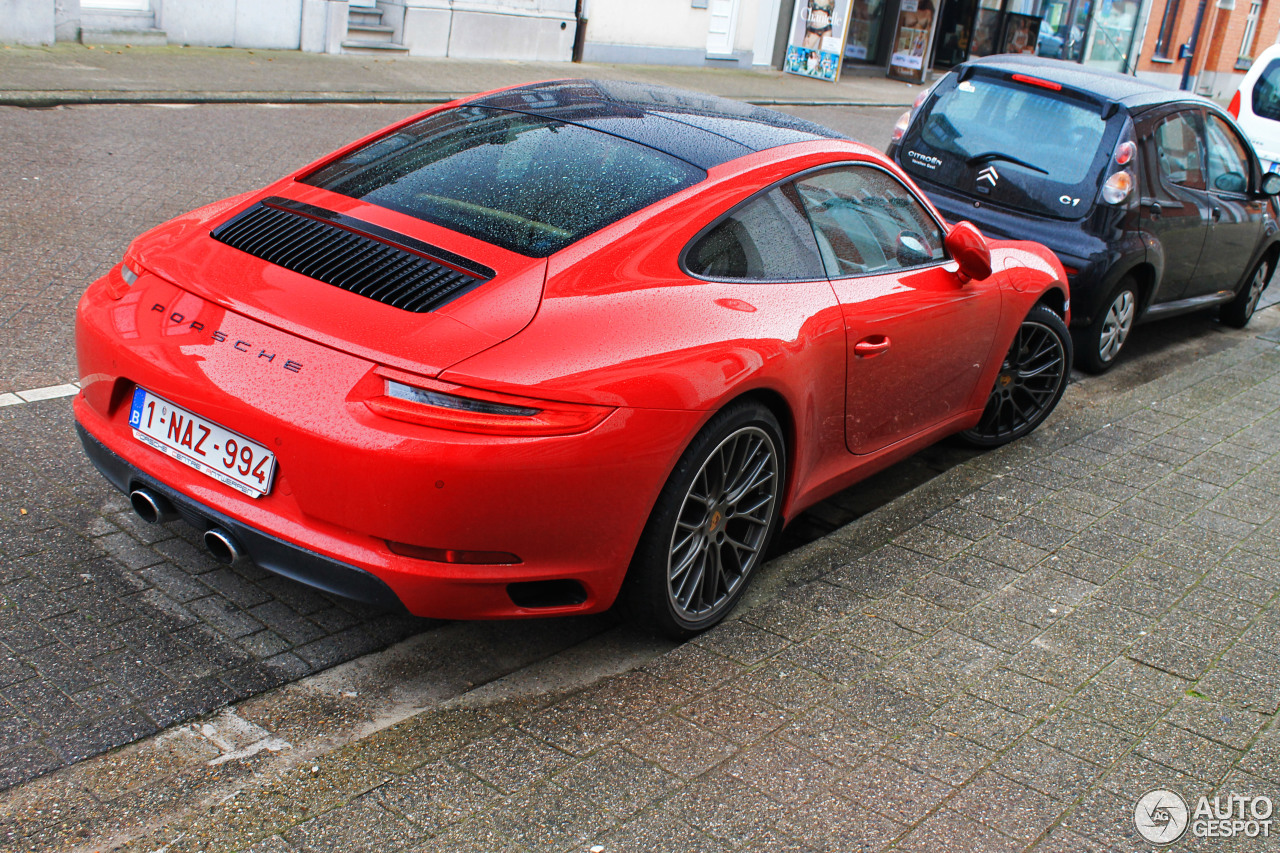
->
75, 79, 1071, 638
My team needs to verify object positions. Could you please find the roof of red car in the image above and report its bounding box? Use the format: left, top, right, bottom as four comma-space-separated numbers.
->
468, 78, 848, 170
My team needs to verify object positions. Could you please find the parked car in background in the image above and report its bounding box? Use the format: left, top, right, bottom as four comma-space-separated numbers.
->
75, 79, 1072, 638
1229, 43, 1280, 175
889, 55, 1280, 372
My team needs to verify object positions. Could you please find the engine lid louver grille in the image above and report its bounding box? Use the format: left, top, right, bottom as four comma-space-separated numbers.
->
210, 198, 494, 313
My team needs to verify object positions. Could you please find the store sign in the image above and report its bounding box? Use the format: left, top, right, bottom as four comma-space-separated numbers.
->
784, 0, 855, 83
888, 0, 938, 83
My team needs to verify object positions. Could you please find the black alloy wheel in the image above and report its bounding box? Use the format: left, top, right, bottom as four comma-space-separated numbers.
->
960, 305, 1071, 448
1221, 258, 1271, 328
624, 402, 785, 639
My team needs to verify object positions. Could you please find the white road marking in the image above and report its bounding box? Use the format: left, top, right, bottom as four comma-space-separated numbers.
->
0, 383, 80, 407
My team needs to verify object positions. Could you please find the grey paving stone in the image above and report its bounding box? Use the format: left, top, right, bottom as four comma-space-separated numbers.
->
640, 642, 745, 696
283, 795, 424, 853
483, 780, 615, 851
621, 713, 738, 780
895, 809, 1023, 853
1031, 709, 1138, 766
668, 770, 785, 846
768, 793, 904, 851
448, 727, 571, 795
691, 619, 790, 665
1165, 696, 1270, 751
725, 660, 839, 713
593, 811, 731, 853
555, 746, 680, 821
373, 753, 496, 824
835, 754, 952, 823
1066, 681, 1169, 735
678, 685, 789, 745
778, 705, 890, 769
990, 737, 1105, 800
1134, 722, 1244, 782
883, 722, 994, 786
948, 769, 1069, 843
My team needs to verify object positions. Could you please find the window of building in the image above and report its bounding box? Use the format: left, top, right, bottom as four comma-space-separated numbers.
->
1238, 0, 1264, 67
1154, 0, 1183, 59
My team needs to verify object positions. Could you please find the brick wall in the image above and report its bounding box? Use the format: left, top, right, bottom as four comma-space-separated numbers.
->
1137, 0, 1278, 83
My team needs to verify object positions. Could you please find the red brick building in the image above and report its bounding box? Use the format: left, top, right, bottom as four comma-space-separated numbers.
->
1136, 0, 1280, 97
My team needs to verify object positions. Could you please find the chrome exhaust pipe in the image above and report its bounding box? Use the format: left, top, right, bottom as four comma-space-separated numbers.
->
203, 528, 246, 568
130, 488, 176, 524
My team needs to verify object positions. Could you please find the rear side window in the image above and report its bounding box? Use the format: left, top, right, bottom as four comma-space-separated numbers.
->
303, 107, 705, 258
1252, 59, 1280, 122
685, 186, 825, 280
1155, 111, 1206, 190
899, 72, 1117, 219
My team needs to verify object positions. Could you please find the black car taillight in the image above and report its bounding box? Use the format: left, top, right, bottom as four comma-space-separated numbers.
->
1099, 121, 1138, 207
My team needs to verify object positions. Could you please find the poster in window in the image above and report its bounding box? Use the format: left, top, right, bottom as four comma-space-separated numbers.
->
969, 6, 1002, 57
843, 0, 885, 61
1000, 13, 1042, 54
784, 0, 856, 83
888, 0, 938, 83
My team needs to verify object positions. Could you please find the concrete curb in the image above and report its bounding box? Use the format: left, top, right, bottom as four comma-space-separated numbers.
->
0, 91, 916, 109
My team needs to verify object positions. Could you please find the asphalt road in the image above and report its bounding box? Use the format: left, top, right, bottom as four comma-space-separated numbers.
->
0, 101, 1269, 787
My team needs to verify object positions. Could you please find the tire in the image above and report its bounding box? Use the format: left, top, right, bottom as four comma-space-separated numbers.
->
959, 304, 1071, 448
1075, 278, 1138, 374
624, 402, 786, 639
1221, 257, 1271, 329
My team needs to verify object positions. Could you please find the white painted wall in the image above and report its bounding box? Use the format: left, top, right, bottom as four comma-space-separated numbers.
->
1, 0, 56, 43
588, 0, 714, 51
162, 0, 304, 48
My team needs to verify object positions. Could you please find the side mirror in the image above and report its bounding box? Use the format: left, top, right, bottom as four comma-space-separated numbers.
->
896, 231, 933, 266
1262, 172, 1280, 196
944, 221, 992, 282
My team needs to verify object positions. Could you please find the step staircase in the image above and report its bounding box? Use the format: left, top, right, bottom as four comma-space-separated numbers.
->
342, 4, 408, 54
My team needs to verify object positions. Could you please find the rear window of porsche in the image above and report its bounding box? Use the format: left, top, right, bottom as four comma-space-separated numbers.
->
302, 106, 706, 257
899, 73, 1118, 219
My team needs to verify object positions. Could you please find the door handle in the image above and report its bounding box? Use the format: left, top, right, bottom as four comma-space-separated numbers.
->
854, 336, 891, 358
1212, 206, 1222, 222
1149, 201, 1162, 219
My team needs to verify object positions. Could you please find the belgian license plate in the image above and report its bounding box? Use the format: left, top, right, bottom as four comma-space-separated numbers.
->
128, 388, 276, 497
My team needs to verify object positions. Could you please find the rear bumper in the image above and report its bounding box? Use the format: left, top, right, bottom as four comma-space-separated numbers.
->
77, 423, 407, 611
74, 272, 701, 620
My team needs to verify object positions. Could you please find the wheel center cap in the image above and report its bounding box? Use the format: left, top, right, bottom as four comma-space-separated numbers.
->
999, 374, 1014, 388
708, 510, 723, 533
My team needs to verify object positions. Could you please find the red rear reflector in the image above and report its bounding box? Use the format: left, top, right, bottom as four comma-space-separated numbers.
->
1011, 73, 1063, 91
387, 542, 521, 565
1062, 266, 1079, 275
1229, 90, 1242, 118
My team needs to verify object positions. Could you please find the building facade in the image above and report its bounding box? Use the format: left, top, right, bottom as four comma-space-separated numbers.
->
3, 0, 785, 65
1135, 0, 1280, 96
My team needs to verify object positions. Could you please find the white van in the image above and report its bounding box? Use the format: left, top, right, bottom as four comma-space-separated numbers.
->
1230, 43, 1280, 173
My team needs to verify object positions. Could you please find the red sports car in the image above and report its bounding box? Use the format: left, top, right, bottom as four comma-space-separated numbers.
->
75, 80, 1071, 637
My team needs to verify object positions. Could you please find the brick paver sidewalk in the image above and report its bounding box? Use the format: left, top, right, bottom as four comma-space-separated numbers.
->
7, 329, 1280, 852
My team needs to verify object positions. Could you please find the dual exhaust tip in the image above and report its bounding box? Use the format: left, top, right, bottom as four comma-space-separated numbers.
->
129, 487, 246, 568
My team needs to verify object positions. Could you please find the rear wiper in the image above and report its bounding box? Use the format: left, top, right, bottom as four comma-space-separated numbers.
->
965, 151, 1049, 175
